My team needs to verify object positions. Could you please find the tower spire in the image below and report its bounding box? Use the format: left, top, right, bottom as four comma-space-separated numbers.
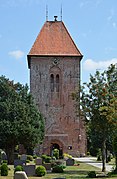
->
46, 5, 48, 21
60, 4, 62, 21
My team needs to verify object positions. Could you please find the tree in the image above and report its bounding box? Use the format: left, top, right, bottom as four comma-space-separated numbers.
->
80, 64, 117, 172
0, 76, 44, 164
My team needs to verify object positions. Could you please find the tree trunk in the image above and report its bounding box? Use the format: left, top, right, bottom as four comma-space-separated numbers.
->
6, 145, 14, 164
102, 139, 106, 172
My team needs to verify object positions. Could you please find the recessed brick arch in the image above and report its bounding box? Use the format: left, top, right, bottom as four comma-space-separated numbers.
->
49, 66, 62, 106
49, 66, 61, 75
50, 139, 63, 157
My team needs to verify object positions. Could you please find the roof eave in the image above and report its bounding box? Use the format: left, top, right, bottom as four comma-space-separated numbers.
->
27, 54, 83, 69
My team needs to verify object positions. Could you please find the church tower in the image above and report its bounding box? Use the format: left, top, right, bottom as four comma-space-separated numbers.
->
27, 16, 86, 157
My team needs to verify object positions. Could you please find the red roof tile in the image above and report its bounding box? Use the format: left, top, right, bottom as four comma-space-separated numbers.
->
28, 21, 82, 57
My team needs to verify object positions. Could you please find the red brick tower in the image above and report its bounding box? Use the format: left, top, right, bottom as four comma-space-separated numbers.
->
27, 17, 86, 157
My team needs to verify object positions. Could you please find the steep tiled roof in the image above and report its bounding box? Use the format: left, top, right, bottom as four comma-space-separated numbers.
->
29, 20, 82, 55
28, 20, 83, 67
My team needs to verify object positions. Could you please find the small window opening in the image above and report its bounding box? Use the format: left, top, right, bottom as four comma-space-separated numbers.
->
56, 74, 59, 92
50, 74, 54, 92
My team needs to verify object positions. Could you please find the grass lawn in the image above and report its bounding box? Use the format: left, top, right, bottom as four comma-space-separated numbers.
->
0, 162, 117, 179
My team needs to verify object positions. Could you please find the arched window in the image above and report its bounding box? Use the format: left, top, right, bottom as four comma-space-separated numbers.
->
56, 74, 59, 92
50, 74, 54, 92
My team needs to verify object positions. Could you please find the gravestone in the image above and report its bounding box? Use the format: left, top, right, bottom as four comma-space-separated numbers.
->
14, 159, 26, 168
43, 163, 51, 170
66, 158, 74, 166
14, 171, 28, 179
21, 154, 27, 161
23, 165, 35, 176
1, 151, 7, 160
35, 158, 42, 165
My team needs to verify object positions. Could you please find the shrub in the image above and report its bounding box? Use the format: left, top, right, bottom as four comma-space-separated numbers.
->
52, 160, 65, 167
1, 163, 8, 176
1, 160, 8, 164
87, 171, 96, 178
87, 151, 90, 156
14, 165, 23, 173
52, 165, 66, 173
52, 156, 56, 160
41, 154, 47, 159
53, 149, 59, 159
35, 165, 46, 177
41, 155, 51, 163
26, 159, 30, 163
27, 155, 33, 161
63, 153, 72, 159
45, 156, 51, 163
108, 168, 117, 177
33, 155, 37, 159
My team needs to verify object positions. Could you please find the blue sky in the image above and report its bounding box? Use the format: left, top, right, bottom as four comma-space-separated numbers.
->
0, 0, 117, 85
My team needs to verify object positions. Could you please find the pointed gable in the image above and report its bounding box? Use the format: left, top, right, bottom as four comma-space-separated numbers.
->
28, 20, 83, 68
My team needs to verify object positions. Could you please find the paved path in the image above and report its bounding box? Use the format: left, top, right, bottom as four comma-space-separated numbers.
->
73, 157, 113, 172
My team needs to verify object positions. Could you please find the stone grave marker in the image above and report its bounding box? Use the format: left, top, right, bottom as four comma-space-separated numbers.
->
21, 154, 27, 161
14, 159, 26, 168
14, 171, 28, 179
35, 158, 42, 165
23, 165, 35, 176
66, 158, 74, 166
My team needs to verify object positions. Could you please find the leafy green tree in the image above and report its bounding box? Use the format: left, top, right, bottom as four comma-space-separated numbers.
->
0, 76, 44, 164
80, 64, 117, 172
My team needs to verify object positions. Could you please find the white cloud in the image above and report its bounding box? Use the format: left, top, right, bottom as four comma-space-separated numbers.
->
112, 22, 117, 29
8, 50, 24, 59
83, 58, 117, 71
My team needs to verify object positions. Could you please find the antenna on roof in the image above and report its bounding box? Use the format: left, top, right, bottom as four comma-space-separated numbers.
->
60, 4, 62, 21
46, 5, 48, 21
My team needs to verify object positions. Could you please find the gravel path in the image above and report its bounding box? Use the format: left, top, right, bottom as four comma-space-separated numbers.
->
73, 157, 113, 172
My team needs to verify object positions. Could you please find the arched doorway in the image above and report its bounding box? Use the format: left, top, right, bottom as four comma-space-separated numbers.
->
50, 143, 63, 158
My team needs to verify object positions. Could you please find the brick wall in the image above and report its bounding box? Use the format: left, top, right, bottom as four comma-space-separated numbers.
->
30, 56, 86, 156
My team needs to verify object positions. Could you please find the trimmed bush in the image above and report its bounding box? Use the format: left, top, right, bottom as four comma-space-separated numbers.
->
87, 171, 96, 178
41, 154, 47, 160
27, 155, 33, 161
26, 159, 30, 163
45, 156, 51, 163
1, 163, 8, 176
52, 165, 66, 173
35, 165, 46, 177
53, 149, 59, 159
41, 155, 51, 163
33, 155, 37, 159
14, 165, 23, 173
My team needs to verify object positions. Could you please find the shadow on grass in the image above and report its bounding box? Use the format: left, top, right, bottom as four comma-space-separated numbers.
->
64, 170, 88, 175
46, 170, 88, 179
